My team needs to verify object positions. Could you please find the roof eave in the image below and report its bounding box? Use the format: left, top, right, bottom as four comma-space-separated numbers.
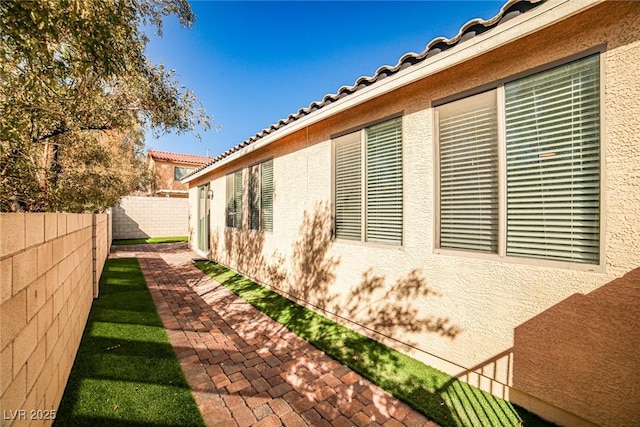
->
155, 159, 210, 166
183, 0, 600, 185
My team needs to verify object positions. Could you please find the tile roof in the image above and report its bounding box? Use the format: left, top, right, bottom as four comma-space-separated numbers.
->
187, 0, 544, 178
148, 149, 212, 165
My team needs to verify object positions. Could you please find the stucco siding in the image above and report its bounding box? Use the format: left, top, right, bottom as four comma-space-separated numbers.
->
188, 2, 640, 425
152, 160, 194, 195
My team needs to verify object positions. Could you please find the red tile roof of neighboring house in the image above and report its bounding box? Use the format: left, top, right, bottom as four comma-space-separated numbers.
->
148, 149, 212, 165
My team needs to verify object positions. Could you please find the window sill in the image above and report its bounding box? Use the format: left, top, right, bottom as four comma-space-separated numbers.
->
248, 228, 273, 234
333, 238, 404, 251
433, 248, 605, 273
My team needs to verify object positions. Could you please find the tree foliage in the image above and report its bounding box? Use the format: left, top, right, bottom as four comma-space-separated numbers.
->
0, 0, 209, 212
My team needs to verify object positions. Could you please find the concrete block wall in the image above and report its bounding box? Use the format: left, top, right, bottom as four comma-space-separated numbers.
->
92, 214, 109, 298
0, 213, 109, 426
112, 196, 188, 239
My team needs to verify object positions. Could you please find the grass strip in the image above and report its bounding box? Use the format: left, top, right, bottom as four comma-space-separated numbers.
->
55, 258, 205, 427
196, 260, 554, 427
112, 236, 188, 245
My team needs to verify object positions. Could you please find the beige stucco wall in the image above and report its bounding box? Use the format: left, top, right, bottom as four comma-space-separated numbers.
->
112, 196, 188, 239
152, 159, 192, 195
0, 213, 110, 427
189, 2, 640, 426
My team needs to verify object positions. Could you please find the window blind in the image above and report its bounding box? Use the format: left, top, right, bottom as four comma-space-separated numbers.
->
437, 91, 499, 252
366, 118, 403, 245
335, 132, 362, 240
233, 170, 243, 228
226, 173, 235, 228
249, 165, 260, 230
261, 159, 274, 232
505, 54, 600, 264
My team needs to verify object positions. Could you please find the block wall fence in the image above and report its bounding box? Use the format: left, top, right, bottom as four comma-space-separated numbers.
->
0, 213, 111, 426
111, 196, 188, 239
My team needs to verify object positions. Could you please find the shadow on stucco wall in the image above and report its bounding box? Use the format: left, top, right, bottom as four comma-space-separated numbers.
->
442, 267, 640, 427
341, 268, 462, 341
273, 201, 461, 347
511, 267, 640, 427
221, 224, 267, 280
187, 209, 194, 247
284, 200, 339, 310
217, 200, 461, 350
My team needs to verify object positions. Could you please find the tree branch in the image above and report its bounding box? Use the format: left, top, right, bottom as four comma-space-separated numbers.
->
33, 124, 112, 143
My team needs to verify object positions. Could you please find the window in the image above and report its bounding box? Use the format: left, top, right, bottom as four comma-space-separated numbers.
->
335, 131, 362, 240
438, 91, 499, 253
435, 54, 601, 265
198, 184, 209, 252
334, 117, 403, 245
174, 166, 195, 181
249, 159, 274, 232
226, 170, 243, 228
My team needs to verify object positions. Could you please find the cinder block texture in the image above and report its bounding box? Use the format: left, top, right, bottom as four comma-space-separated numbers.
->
0, 212, 109, 427
111, 196, 188, 239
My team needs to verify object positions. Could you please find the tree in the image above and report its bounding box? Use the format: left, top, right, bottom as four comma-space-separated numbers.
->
0, 0, 210, 212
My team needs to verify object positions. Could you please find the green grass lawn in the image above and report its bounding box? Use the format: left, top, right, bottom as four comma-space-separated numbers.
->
111, 236, 188, 245
195, 260, 555, 427
55, 258, 204, 427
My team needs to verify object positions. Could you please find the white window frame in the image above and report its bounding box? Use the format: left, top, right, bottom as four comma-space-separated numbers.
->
332, 116, 404, 247
433, 52, 605, 272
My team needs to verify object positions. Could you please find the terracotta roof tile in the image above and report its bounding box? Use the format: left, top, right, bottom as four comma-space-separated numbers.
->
148, 149, 212, 165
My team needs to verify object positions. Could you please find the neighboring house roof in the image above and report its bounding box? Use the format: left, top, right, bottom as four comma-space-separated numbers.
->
148, 149, 212, 165
184, 0, 599, 183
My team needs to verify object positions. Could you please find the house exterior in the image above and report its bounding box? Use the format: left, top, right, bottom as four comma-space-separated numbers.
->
109, 150, 210, 239
147, 149, 211, 197
183, 1, 640, 426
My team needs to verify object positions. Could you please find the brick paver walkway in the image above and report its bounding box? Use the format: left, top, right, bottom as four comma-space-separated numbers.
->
111, 243, 437, 427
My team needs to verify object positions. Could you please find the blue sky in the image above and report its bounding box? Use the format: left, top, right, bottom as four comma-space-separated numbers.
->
145, 1, 505, 157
